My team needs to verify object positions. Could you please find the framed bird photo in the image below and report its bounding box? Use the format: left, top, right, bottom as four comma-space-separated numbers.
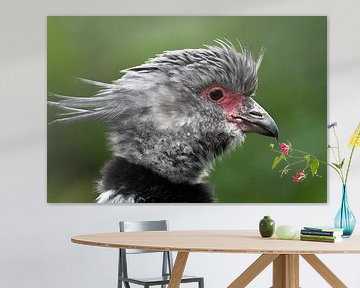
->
47, 16, 327, 203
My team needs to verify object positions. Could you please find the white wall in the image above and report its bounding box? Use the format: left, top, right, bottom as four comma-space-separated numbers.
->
1, 1, 360, 287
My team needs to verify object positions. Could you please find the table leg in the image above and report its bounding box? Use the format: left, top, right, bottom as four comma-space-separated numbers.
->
301, 254, 347, 288
228, 254, 279, 288
168, 251, 189, 288
229, 253, 348, 288
272, 254, 299, 288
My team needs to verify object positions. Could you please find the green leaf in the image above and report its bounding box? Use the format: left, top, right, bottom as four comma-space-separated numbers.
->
332, 159, 345, 169
304, 154, 311, 164
272, 157, 282, 170
270, 143, 274, 149
310, 159, 320, 176
332, 162, 341, 169
339, 158, 345, 169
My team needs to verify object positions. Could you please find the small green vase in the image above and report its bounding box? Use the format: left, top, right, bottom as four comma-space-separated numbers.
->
259, 216, 275, 238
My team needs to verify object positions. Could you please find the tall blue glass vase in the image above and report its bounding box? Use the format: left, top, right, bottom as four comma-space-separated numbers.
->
334, 185, 356, 237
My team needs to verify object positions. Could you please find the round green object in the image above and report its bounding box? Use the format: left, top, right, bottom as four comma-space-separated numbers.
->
259, 216, 275, 237
275, 225, 297, 240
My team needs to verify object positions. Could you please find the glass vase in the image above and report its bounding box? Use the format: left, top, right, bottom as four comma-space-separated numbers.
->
334, 185, 356, 237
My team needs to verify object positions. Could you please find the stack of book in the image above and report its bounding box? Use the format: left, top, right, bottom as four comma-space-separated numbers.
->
300, 226, 344, 243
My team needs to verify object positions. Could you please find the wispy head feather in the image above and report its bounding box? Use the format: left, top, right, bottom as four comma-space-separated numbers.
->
49, 41, 262, 124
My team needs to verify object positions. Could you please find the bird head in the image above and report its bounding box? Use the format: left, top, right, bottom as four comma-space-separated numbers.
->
122, 41, 278, 140
49, 40, 279, 183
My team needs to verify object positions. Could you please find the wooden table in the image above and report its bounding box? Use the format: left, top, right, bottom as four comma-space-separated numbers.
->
72, 230, 360, 288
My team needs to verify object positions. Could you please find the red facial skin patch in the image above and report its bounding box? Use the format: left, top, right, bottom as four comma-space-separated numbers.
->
201, 85, 246, 130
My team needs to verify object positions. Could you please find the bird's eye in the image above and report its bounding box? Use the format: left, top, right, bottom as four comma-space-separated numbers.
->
209, 89, 224, 101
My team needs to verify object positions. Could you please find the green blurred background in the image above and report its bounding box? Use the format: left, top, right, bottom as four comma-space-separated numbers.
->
47, 16, 327, 203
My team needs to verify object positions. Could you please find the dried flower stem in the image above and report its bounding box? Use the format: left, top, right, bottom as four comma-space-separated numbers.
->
332, 127, 345, 183
333, 127, 342, 164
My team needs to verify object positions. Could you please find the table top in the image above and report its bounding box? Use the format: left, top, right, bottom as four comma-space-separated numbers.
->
71, 230, 360, 254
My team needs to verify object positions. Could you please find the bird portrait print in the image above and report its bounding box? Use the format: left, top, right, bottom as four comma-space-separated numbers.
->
47, 17, 327, 204
49, 41, 278, 203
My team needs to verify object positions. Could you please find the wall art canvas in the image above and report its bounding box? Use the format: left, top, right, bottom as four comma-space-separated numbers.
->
47, 16, 327, 203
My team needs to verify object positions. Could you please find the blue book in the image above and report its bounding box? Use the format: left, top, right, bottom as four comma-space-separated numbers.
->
302, 226, 343, 236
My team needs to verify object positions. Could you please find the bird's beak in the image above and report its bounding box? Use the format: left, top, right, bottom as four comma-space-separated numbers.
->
233, 98, 279, 140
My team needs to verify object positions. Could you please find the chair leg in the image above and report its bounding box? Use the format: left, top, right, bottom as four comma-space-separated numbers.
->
161, 251, 171, 288
199, 278, 204, 288
118, 250, 123, 288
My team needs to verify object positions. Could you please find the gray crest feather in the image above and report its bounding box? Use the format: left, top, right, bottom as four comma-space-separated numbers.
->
48, 41, 263, 124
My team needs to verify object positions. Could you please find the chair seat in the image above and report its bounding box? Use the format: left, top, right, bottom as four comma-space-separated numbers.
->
119, 274, 203, 285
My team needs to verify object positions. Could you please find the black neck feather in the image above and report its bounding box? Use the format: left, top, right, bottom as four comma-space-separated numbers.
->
100, 157, 214, 203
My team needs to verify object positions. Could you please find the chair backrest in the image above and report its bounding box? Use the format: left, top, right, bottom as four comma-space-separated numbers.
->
119, 220, 169, 254
118, 220, 173, 283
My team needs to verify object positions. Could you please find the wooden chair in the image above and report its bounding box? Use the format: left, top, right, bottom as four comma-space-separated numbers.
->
118, 220, 204, 288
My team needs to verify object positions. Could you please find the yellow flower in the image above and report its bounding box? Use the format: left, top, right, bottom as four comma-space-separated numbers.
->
349, 122, 360, 148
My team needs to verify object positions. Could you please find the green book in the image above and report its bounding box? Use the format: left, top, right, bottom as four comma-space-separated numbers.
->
300, 234, 340, 240
300, 236, 342, 243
